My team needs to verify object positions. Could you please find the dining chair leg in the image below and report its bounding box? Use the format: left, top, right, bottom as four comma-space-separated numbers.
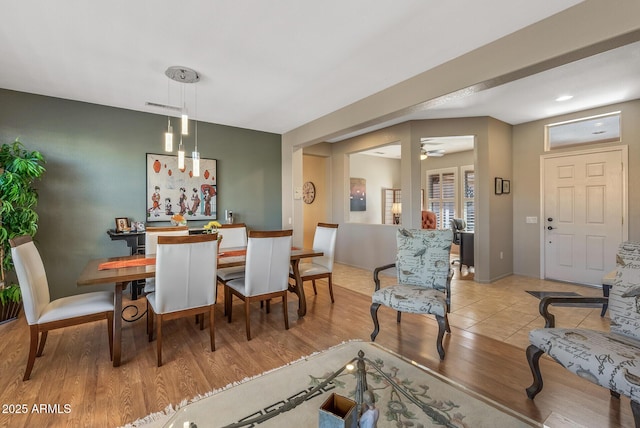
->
312, 279, 318, 295
199, 313, 204, 330
23, 325, 39, 381
36, 330, 48, 357
245, 300, 252, 341
266, 299, 271, 313
156, 316, 163, 367
225, 287, 233, 323
209, 306, 215, 352
106, 312, 114, 361
147, 301, 154, 342
327, 275, 335, 303
283, 292, 289, 330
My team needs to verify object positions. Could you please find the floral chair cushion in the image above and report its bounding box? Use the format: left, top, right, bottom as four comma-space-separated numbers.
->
372, 285, 446, 316
395, 229, 452, 291
609, 241, 640, 341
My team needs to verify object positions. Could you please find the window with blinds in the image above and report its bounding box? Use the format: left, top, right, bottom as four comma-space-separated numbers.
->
461, 165, 475, 232
382, 188, 401, 224
427, 168, 456, 229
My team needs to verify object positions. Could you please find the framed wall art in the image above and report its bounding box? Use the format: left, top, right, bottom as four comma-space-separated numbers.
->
350, 177, 366, 211
146, 153, 217, 222
502, 179, 511, 194
494, 177, 503, 195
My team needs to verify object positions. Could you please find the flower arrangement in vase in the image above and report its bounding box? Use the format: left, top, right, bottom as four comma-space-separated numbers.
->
203, 221, 223, 245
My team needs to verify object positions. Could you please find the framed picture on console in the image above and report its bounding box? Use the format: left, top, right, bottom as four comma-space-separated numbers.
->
146, 153, 218, 222
115, 217, 130, 232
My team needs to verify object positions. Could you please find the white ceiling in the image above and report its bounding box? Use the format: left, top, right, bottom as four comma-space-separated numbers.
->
1, 0, 603, 140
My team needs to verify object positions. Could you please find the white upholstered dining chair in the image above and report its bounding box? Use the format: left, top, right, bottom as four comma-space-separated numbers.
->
290, 223, 338, 302
10, 235, 114, 380
216, 223, 248, 283
224, 230, 292, 340
146, 234, 218, 366
143, 225, 189, 294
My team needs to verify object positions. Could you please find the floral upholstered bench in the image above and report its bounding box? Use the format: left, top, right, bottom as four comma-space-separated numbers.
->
525, 241, 640, 428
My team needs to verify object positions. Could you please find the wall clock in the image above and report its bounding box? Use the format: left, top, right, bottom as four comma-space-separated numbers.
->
302, 181, 316, 204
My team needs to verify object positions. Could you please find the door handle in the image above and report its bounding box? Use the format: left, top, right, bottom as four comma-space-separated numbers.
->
547, 226, 556, 230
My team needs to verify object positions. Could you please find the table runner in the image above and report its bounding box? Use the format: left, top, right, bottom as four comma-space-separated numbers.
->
98, 249, 248, 270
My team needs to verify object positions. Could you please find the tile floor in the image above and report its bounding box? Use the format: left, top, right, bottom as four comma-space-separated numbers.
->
331, 262, 610, 350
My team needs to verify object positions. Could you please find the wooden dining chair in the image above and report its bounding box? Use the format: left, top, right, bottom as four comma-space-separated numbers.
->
10, 235, 114, 380
290, 223, 338, 302
143, 225, 189, 294
224, 230, 292, 340
146, 234, 218, 366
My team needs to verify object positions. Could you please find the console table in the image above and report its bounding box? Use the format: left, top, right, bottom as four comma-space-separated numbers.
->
107, 229, 146, 299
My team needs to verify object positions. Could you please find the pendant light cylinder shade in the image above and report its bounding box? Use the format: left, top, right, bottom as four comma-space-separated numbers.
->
192, 151, 200, 177
178, 139, 185, 170
181, 114, 189, 136
164, 121, 173, 152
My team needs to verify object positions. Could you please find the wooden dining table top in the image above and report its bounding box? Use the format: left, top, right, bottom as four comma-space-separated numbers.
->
77, 247, 323, 286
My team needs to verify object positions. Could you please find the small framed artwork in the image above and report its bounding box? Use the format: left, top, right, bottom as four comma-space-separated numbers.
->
115, 217, 130, 233
494, 177, 503, 195
502, 179, 511, 194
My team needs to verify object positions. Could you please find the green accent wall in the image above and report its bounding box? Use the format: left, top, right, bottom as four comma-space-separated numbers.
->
0, 89, 282, 299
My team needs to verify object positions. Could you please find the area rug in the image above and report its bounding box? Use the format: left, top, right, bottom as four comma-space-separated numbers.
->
123, 341, 538, 428
526, 291, 602, 308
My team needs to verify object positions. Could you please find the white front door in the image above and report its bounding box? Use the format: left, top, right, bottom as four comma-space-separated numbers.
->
543, 148, 624, 286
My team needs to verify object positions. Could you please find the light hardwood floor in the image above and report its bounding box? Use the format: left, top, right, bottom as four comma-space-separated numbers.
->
0, 264, 629, 428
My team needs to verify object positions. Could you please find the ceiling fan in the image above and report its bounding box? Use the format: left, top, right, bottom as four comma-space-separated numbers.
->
420, 146, 446, 159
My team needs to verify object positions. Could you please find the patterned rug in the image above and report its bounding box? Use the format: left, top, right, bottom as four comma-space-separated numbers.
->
526, 291, 603, 308
123, 341, 538, 428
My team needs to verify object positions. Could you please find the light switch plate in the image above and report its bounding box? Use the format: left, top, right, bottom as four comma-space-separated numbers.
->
526, 216, 538, 224
294, 187, 302, 199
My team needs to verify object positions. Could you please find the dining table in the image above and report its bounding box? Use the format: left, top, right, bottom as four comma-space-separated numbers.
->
76, 247, 323, 367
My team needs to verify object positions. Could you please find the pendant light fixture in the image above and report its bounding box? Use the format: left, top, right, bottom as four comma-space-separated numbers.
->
164, 117, 173, 152
164, 79, 173, 152
164, 66, 200, 175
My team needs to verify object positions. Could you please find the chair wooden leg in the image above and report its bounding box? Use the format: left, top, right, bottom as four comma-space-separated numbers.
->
283, 292, 289, 330
435, 315, 447, 360
23, 325, 39, 381
245, 300, 252, 341
209, 306, 215, 352
147, 301, 154, 342
266, 299, 271, 313
327, 275, 335, 303
199, 313, 204, 330
107, 311, 114, 361
397, 311, 402, 323
156, 315, 163, 367
36, 330, 48, 357
525, 344, 545, 399
225, 287, 233, 323
370, 303, 381, 341
611, 389, 621, 399
444, 313, 451, 333
312, 279, 318, 295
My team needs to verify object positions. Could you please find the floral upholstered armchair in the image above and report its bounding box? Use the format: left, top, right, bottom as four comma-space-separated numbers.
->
526, 241, 640, 427
370, 228, 453, 360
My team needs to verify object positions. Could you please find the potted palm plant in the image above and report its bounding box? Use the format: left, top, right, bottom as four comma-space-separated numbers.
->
0, 139, 46, 323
